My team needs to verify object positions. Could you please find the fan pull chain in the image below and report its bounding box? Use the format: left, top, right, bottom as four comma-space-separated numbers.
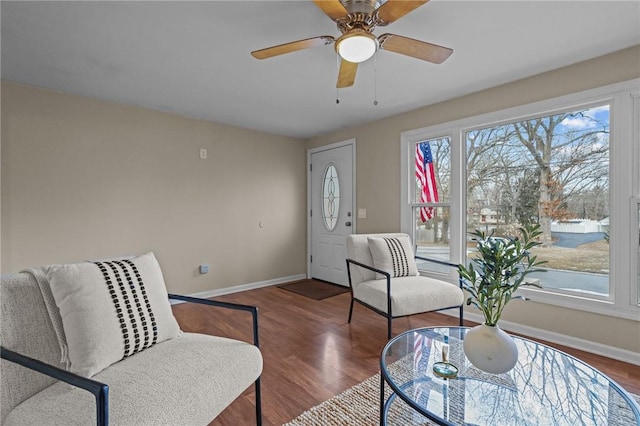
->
336, 52, 340, 104
373, 51, 378, 106
336, 51, 340, 104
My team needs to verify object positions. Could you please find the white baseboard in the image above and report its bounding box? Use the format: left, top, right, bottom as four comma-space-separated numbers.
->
170, 273, 306, 304
454, 311, 640, 366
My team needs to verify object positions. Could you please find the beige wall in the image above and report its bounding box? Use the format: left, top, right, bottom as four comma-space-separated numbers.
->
1, 82, 307, 294
307, 45, 640, 354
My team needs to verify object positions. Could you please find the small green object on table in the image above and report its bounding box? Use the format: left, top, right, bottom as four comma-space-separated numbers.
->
433, 362, 458, 379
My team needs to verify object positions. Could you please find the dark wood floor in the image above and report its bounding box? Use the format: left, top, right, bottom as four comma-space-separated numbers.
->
171, 284, 640, 426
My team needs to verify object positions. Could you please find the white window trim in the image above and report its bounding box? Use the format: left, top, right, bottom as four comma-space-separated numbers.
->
401, 79, 640, 322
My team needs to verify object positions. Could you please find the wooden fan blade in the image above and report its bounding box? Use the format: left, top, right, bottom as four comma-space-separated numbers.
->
379, 33, 452, 64
312, 0, 349, 21
251, 36, 334, 59
337, 59, 358, 88
376, 0, 429, 25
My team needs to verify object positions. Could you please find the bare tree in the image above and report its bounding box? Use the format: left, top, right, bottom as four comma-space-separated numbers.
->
464, 107, 609, 246
512, 111, 609, 246
466, 127, 513, 200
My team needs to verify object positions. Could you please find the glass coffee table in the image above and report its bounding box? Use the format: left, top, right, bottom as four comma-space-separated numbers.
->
380, 327, 640, 426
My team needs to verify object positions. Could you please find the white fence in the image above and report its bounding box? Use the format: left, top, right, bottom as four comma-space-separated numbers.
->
551, 220, 607, 234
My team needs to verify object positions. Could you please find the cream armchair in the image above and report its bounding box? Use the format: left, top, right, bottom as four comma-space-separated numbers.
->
346, 233, 464, 339
1, 254, 262, 426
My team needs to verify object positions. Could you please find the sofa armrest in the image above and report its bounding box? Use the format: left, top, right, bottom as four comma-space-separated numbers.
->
346, 258, 393, 318
167, 294, 260, 348
346, 258, 391, 280
414, 255, 457, 268
166, 294, 262, 425
346, 257, 394, 294
414, 255, 464, 289
1, 346, 109, 426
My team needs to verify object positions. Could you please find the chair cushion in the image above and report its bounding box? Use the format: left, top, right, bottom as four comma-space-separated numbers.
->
367, 236, 419, 279
354, 276, 464, 317
45, 252, 181, 377
3, 333, 263, 426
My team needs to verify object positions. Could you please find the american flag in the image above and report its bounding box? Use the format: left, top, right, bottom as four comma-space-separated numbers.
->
416, 142, 439, 222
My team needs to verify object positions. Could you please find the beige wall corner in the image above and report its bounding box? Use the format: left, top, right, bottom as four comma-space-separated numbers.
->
1, 82, 307, 294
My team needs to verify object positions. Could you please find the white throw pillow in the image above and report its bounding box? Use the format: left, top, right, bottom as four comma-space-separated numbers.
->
368, 236, 419, 279
46, 252, 181, 377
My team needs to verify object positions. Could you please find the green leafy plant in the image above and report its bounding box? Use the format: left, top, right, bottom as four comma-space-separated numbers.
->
458, 223, 547, 326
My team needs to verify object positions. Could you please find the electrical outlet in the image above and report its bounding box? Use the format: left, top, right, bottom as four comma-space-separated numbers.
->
199, 148, 207, 159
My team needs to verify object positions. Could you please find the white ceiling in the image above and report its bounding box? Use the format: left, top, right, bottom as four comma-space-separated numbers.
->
2, 1, 639, 139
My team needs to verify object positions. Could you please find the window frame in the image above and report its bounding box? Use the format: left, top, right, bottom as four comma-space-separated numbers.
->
411, 137, 456, 277
401, 79, 640, 321
402, 134, 462, 283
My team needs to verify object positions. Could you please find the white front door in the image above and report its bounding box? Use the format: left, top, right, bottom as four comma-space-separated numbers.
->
309, 142, 355, 286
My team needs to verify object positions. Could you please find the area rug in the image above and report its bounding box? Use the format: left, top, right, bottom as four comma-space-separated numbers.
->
283, 370, 430, 426
283, 368, 640, 426
277, 279, 350, 300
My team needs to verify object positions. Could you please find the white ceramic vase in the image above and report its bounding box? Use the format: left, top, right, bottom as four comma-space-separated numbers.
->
463, 323, 518, 374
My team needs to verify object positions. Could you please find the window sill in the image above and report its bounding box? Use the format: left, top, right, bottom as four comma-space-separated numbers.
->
518, 287, 640, 322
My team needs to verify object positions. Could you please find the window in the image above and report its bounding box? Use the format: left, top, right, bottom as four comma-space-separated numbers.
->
401, 79, 639, 320
322, 164, 340, 231
465, 105, 610, 298
412, 138, 452, 272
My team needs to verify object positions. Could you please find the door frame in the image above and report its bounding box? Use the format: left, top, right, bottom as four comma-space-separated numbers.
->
307, 139, 357, 279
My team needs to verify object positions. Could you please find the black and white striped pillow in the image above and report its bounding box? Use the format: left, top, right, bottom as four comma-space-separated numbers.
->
46, 252, 181, 377
367, 236, 419, 279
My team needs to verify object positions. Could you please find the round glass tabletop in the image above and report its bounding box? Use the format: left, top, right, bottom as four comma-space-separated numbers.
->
380, 327, 640, 426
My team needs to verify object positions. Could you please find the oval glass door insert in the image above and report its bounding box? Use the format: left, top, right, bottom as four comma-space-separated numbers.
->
322, 164, 340, 231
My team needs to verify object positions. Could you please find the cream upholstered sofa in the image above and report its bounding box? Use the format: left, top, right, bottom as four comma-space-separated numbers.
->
0, 253, 263, 425
346, 233, 465, 339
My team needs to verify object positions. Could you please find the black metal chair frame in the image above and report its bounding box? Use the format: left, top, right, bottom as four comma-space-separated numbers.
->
1, 294, 262, 426
346, 255, 464, 340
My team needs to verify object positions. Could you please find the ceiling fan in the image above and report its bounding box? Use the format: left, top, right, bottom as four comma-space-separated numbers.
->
250, 0, 453, 89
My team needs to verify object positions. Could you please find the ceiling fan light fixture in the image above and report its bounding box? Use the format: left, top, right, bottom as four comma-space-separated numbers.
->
336, 30, 377, 63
